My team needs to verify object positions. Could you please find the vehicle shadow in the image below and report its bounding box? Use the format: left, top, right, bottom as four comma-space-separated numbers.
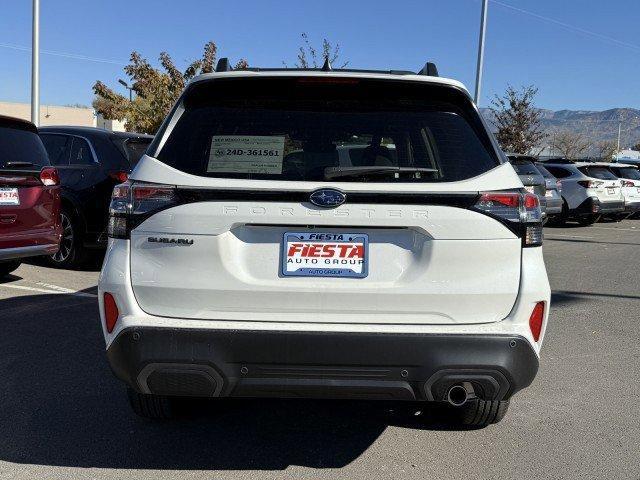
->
545, 237, 640, 246
552, 289, 640, 305
25, 253, 103, 272
0, 288, 453, 471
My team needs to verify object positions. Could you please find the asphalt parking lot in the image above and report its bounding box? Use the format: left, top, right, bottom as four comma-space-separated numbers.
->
0, 221, 638, 480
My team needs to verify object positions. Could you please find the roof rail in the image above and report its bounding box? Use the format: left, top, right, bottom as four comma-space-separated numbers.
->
209, 59, 440, 77
417, 62, 439, 77
215, 57, 232, 72
539, 158, 575, 164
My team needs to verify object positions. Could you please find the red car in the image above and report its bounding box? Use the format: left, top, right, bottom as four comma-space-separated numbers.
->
0, 115, 62, 277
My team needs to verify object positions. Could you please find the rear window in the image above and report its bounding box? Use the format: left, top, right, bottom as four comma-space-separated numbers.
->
112, 137, 152, 167
534, 163, 555, 179
612, 167, 640, 180
579, 166, 617, 180
154, 77, 499, 183
509, 159, 540, 176
544, 166, 572, 178
0, 126, 49, 169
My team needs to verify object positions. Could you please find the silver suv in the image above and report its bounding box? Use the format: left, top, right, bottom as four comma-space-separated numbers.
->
543, 160, 624, 225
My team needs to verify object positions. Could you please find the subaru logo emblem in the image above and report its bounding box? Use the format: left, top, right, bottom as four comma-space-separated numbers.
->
309, 189, 346, 208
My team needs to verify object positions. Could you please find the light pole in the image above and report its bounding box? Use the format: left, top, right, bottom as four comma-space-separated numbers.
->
31, 0, 40, 126
474, 0, 489, 106
118, 79, 133, 102
617, 121, 622, 153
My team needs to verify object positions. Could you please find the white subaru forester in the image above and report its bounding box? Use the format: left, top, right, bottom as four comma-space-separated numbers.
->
99, 60, 550, 427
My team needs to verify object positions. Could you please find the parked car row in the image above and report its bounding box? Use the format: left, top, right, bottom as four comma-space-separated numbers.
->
506, 153, 640, 226
0, 117, 152, 274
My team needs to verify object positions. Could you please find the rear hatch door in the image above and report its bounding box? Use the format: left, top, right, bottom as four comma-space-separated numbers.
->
128, 75, 525, 325
0, 122, 55, 245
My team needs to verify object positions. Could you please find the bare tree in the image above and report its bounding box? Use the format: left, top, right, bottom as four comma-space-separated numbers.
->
285, 33, 348, 68
489, 85, 547, 154
595, 140, 617, 162
551, 131, 592, 160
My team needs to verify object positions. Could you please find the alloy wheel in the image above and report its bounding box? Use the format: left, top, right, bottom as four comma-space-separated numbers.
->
52, 212, 74, 263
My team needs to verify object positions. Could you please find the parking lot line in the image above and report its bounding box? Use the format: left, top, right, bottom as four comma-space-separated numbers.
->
0, 283, 97, 298
545, 234, 594, 239
589, 226, 639, 231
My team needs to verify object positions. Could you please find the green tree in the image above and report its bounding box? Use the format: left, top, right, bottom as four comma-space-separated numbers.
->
489, 85, 547, 154
93, 42, 247, 134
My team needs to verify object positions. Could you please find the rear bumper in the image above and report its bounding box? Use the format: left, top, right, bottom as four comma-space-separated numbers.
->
107, 327, 539, 402
575, 197, 624, 215
598, 200, 625, 214
624, 200, 640, 213
544, 192, 563, 215
0, 243, 59, 261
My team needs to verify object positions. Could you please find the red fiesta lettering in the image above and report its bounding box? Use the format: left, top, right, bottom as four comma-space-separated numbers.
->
287, 243, 303, 256
322, 244, 336, 257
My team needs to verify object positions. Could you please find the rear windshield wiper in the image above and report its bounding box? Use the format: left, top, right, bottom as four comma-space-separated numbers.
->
5, 161, 35, 168
325, 166, 439, 180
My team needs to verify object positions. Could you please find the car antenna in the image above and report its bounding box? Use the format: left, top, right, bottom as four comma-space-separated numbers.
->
215, 57, 232, 72
321, 56, 332, 71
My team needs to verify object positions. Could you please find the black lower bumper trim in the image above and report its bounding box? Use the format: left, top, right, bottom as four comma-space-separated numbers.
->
107, 327, 539, 402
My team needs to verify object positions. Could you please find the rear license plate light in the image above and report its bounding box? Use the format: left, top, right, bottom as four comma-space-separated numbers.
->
281, 232, 368, 278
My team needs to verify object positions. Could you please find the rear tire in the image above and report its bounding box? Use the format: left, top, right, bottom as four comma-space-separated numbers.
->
548, 199, 568, 226
47, 209, 89, 269
0, 260, 21, 278
127, 388, 175, 419
449, 399, 510, 427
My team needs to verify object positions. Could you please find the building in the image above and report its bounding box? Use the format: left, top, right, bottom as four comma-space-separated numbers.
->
0, 101, 95, 127
614, 149, 640, 161
95, 114, 126, 132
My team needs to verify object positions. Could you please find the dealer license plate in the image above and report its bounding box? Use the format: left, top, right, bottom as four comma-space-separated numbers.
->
0, 187, 19, 206
282, 232, 368, 278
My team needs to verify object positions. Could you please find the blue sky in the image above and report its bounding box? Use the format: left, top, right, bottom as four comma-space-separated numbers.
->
1, 0, 639, 111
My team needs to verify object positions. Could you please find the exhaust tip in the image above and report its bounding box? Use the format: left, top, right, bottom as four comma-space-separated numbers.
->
447, 384, 470, 407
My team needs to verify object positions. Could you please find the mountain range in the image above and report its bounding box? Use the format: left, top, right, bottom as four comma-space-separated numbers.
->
480, 108, 640, 151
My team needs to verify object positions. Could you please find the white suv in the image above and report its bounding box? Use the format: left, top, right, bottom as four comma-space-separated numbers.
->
98, 60, 550, 427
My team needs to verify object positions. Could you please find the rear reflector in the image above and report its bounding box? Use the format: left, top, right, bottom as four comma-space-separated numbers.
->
103, 293, 119, 333
529, 302, 545, 342
40, 167, 59, 186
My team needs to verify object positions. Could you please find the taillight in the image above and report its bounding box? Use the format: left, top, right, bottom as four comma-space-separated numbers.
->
577, 180, 604, 188
529, 302, 545, 342
40, 167, 59, 186
103, 292, 119, 333
108, 171, 129, 183
556, 180, 562, 193
473, 191, 543, 247
107, 181, 179, 239
622, 180, 635, 187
